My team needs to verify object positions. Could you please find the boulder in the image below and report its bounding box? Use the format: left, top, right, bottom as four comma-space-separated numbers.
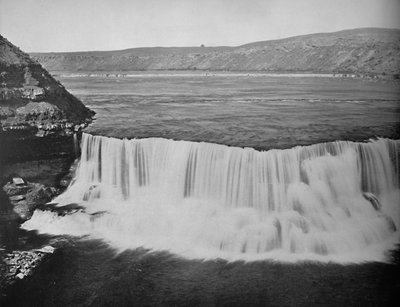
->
25, 184, 53, 205
1, 247, 55, 288
12, 177, 25, 186
2, 180, 56, 221
35, 246, 55, 254
13, 201, 29, 220
3, 181, 30, 196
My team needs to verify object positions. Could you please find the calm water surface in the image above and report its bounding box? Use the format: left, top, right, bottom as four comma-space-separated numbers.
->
57, 72, 400, 149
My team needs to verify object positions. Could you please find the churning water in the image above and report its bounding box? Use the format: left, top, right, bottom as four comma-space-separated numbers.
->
23, 133, 400, 262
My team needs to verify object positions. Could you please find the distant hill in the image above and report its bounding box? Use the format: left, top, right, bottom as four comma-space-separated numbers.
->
31, 28, 400, 76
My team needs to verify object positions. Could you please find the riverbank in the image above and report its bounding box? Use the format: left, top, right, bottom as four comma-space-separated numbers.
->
51, 70, 399, 81
0, 34, 94, 297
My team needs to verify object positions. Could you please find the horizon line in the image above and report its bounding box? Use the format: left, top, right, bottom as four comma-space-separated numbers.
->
27, 26, 400, 54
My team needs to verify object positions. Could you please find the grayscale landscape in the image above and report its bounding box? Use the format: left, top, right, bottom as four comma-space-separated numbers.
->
1, 1, 400, 306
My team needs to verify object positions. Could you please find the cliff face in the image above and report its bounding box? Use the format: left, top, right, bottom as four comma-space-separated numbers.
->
32, 28, 400, 76
0, 35, 93, 139
0, 36, 95, 225
0, 35, 94, 167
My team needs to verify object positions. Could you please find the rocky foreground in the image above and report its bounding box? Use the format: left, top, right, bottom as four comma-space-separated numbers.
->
0, 35, 93, 293
0, 245, 55, 290
32, 28, 400, 78
0, 33, 92, 199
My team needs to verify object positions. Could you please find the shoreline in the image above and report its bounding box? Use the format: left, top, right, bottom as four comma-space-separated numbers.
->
51, 70, 398, 81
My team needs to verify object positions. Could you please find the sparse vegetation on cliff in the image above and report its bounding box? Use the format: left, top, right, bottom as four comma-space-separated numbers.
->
31, 28, 400, 77
0, 34, 94, 138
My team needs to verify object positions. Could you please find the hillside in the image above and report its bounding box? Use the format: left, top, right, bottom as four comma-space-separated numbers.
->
0, 35, 94, 166
0, 35, 93, 134
31, 28, 400, 76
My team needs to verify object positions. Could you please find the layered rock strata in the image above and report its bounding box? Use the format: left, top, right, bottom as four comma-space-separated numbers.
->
0, 34, 93, 163
0, 35, 93, 222
0, 35, 93, 293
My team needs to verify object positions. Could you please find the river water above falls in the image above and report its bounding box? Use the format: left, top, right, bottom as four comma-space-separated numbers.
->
56, 72, 400, 150
22, 74, 400, 263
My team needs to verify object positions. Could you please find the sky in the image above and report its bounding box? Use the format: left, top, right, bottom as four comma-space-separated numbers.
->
1, 0, 400, 52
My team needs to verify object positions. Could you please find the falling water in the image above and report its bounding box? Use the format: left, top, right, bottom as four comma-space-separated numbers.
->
24, 133, 400, 262
73, 132, 79, 158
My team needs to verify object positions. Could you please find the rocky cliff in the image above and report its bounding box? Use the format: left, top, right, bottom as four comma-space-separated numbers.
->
0, 35, 93, 223
0, 35, 93, 138
0, 35, 94, 164
32, 28, 400, 77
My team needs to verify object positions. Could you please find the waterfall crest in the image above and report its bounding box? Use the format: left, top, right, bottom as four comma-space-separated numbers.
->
24, 133, 400, 262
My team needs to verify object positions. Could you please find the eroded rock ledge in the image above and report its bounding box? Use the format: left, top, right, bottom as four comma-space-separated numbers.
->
0, 34, 94, 163
0, 34, 92, 218
0, 34, 93, 131
0, 35, 93, 292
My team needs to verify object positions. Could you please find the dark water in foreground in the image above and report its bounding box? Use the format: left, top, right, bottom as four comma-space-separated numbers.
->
58, 72, 400, 149
2, 239, 399, 306
2, 73, 400, 306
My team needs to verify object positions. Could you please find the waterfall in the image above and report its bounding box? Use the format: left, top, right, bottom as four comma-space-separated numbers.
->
73, 132, 79, 158
24, 133, 400, 262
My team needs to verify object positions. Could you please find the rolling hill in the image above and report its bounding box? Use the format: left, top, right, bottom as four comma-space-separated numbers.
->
31, 28, 400, 76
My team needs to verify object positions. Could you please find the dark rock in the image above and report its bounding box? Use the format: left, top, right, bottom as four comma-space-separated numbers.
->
0, 34, 93, 129
1, 246, 55, 288
0, 34, 94, 167
0, 34, 89, 295
363, 192, 381, 211
13, 201, 29, 220
2, 180, 57, 221
59, 178, 71, 188
25, 184, 53, 205
59, 159, 79, 188
9, 195, 25, 202
3, 182, 30, 196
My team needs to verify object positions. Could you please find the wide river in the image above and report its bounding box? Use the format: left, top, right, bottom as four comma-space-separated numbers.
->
57, 72, 400, 149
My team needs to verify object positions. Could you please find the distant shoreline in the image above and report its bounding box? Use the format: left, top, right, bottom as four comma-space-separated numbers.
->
31, 28, 400, 78
52, 70, 395, 80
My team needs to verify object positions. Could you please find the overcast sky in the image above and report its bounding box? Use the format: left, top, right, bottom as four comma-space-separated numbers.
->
1, 0, 400, 52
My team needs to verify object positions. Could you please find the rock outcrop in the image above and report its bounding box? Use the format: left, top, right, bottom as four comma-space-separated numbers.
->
2, 178, 57, 220
0, 34, 94, 140
0, 36, 88, 297
32, 28, 400, 77
0, 36, 93, 224
0, 35, 94, 166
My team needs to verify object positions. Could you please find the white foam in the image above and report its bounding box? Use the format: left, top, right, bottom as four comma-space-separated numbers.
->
22, 134, 400, 263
